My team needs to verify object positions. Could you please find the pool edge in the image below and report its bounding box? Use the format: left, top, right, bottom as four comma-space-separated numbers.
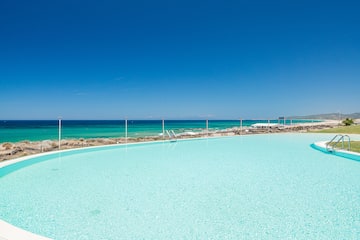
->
312, 141, 360, 161
0, 220, 52, 240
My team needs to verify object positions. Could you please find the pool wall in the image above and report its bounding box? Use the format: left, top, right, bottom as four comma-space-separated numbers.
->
312, 141, 360, 161
0, 139, 173, 175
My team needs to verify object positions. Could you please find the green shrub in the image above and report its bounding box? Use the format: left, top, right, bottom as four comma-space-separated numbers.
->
343, 118, 354, 126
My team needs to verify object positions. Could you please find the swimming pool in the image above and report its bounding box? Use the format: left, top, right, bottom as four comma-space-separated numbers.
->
1, 134, 360, 239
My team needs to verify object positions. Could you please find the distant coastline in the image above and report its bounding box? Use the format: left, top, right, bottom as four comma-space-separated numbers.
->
289, 112, 360, 120
0, 119, 321, 143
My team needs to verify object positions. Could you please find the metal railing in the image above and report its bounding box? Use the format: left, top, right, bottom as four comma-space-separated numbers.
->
166, 130, 177, 142
326, 134, 351, 152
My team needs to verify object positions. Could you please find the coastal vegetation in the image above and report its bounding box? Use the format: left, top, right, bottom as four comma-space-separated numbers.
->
342, 118, 354, 126
313, 124, 360, 134
314, 122, 360, 153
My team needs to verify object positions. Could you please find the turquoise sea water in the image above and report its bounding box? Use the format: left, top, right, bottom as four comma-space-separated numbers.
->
1, 134, 360, 239
0, 119, 316, 143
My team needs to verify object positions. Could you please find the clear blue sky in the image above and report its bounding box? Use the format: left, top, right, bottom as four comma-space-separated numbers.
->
1, 0, 359, 120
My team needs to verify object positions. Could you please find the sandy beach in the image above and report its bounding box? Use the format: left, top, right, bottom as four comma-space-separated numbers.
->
0, 120, 339, 162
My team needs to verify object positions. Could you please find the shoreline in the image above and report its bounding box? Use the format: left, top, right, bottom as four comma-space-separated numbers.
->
0, 120, 339, 162
0, 119, 325, 143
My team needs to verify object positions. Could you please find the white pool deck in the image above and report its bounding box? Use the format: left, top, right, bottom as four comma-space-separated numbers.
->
0, 220, 51, 240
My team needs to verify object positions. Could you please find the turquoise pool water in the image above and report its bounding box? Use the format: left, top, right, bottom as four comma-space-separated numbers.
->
1, 134, 360, 239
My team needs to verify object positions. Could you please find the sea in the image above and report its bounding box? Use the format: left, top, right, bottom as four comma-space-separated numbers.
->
0, 119, 315, 143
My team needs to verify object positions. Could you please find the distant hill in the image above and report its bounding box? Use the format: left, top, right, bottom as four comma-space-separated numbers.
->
289, 112, 360, 120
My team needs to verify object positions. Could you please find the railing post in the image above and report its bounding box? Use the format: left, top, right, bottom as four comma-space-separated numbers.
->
58, 118, 62, 150
162, 119, 165, 140
206, 119, 209, 137
125, 118, 128, 144
240, 118, 242, 135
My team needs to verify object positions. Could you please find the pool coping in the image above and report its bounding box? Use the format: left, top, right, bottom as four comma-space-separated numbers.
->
0, 134, 248, 169
0, 139, 169, 169
312, 141, 360, 161
0, 220, 52, 240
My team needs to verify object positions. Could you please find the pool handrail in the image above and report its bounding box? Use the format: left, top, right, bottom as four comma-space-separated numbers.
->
326, 134, 350, 152
166, 130, 177, 142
